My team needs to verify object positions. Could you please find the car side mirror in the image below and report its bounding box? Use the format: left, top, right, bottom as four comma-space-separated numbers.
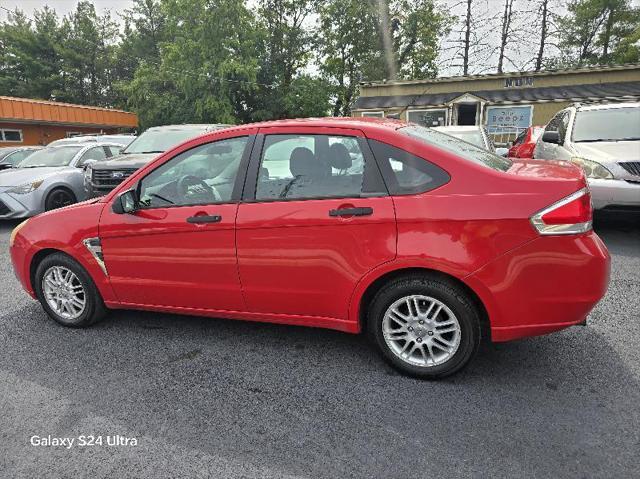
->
542, 131, 561, 145
80, 159, 97, 170
112, 189, 139, 214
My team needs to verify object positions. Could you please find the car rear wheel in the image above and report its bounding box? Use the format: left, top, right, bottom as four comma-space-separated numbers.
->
368, 275, 481, 379
34, 253, 107, 327
45, 188, 76, 211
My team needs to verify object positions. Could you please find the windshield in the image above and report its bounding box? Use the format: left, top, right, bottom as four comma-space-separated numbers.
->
573, 107, 640, 142
123, 128, 208, 154
401, 125, 511, 171
18, 146, 83, 168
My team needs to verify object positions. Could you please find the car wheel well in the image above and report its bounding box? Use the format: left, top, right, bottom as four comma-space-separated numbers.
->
45, 186, 77, 204
29, 248, 65, 291
359, 267, 490, 340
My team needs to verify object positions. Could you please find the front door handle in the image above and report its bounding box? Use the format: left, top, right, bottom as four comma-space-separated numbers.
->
187, 214, 222, 224
329, 207, 373, 217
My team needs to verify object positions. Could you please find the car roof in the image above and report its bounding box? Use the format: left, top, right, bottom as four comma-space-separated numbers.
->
200, 117, 406, 137
145, 124, 231, 132
45, 142, 122, 149
0, 145, 42, 151
575, 102, 640, 111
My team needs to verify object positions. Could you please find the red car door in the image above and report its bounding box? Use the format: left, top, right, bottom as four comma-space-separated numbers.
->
236, 127, 397, 321
99, 133, 255, 311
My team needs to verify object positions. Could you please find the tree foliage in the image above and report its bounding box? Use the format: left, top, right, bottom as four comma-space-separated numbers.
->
0, 0, 637, 127
558, 0, 640, 66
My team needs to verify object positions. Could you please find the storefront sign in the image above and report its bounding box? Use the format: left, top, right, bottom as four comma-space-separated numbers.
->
504, 77, 534, 88
486, 105, 532, 132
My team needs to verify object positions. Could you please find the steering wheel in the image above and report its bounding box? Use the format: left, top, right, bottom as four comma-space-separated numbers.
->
176, 175, 221, 203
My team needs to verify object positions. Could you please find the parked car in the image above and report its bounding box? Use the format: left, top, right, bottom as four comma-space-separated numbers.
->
534, 102, 640, 211
85, 124, 230, 198
0, 142, 123, 219
49, 134, 135, 148
9, 118, 610, 379
0, 146, 42, 170
433, 125, 496, 152
508, 126, 544, 158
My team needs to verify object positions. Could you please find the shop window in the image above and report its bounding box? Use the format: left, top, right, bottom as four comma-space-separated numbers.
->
1, 129, 23, 142
407, 109, 447, 127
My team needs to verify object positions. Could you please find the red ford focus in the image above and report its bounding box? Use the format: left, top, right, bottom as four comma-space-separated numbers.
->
9, 118, 610, 378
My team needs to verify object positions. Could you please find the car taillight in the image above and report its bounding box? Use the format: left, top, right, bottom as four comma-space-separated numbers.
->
530, 188, 592, 235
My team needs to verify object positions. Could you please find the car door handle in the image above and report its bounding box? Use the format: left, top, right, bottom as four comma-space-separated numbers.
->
186, 214, 222, 224
329, 207, 373, 217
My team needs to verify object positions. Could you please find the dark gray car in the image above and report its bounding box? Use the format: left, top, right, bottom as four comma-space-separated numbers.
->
85, 124, 230, 197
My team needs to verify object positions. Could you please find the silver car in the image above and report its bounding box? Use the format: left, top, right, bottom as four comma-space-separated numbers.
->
534, 102, 640, 211
0, 142, 123, 219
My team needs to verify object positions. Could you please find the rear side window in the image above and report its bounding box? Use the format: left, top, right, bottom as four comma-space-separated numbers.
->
369, 140, 449, 195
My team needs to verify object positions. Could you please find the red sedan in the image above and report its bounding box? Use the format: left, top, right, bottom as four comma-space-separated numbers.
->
9, 118, 610, 378
508, 126, 544, 158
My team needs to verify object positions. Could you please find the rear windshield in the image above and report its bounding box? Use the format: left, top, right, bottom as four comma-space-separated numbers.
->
400, 125, 511, 171
123, 128, 209, 154
572, 107, 640, 142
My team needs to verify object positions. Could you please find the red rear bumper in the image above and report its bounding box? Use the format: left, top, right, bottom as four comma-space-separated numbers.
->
467, 231, 610, 342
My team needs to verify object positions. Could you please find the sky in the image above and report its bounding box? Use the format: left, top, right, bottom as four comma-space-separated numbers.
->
1, 0, 639, 77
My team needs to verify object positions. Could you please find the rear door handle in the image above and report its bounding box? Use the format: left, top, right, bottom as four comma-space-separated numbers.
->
329, 207, 373, 217
187, 214, 222, 224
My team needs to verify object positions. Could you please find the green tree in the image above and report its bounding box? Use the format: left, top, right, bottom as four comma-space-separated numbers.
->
249, 0, 323, 120
0, 8, 64, 100
121, 0, 261, 128
318, 0, 380, 116
558, 0, 640, 66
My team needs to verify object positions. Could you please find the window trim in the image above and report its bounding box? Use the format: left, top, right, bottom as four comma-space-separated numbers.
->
242, 133, 388, 204
0, 129, 23, 143
132, 134, 256, 211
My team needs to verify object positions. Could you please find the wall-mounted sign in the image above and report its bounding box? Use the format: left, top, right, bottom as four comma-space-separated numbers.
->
486, 105, 532, 132
504, 77, 534, 88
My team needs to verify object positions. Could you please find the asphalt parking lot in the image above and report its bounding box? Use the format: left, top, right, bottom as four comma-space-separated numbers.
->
0, 214, 638, 478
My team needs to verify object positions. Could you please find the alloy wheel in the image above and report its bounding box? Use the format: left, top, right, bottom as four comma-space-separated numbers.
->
382, 294, 461, 367
42, 266, 86, 320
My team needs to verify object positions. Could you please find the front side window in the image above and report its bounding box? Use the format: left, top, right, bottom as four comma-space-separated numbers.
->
139, 136, 248, 208
572, 106, 640, 142
400, 125, 512, 172
369, 140, 449, 195
255, 134, 380, 201
18, 146, 83, 168
77, 147, 107, 167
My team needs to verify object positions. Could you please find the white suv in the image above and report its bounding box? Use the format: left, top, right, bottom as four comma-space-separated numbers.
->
534, 102, 640, 211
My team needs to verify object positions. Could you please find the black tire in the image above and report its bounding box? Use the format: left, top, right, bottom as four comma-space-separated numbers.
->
45, 188, 76, 211
368, 274, 481, 379
34, 252, 107, 327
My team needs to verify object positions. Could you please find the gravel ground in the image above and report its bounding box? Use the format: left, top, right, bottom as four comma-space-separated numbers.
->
0, 213, 638, 478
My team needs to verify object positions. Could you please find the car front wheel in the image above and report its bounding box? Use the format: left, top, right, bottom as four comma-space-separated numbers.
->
34, 253, 107, 327
368, 275, 481, 379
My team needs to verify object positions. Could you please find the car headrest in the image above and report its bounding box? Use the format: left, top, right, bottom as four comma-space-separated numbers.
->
328, 143, 352, 169
290, 147, 323, 178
